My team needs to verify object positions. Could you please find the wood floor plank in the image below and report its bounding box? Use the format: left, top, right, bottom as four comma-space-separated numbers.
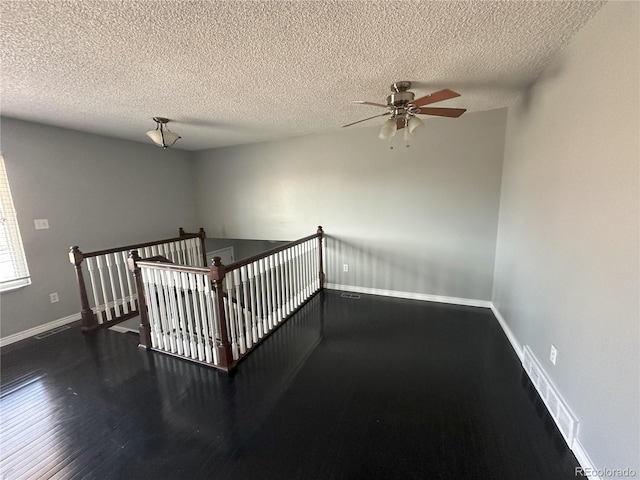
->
0, 292, 585, 479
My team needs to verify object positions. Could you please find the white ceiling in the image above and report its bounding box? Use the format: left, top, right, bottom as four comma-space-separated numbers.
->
1, 1, 604, 151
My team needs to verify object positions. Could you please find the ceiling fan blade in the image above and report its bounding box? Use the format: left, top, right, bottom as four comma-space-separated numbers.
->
342, 112, 391, 128
412, 89, 460, 107
352, 101, 389, 108
396, 117, 405, 130
417, 107, 466, 118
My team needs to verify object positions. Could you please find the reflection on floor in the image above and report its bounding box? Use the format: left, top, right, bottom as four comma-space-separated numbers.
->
0, 290, 584, 479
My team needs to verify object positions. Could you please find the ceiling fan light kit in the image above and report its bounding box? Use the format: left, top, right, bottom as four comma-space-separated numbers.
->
146, 117, 181, 149
378, 118, 398, 140
344, 81, 466, 148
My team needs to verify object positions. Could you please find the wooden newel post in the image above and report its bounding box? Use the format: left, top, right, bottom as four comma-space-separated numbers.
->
317, 226, 325, 289
128, 250, 152, 350
210, 256, 234, 371
69, 246, 99, 332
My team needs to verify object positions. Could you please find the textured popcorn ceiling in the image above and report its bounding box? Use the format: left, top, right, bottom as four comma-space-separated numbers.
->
0, 1, 604, 151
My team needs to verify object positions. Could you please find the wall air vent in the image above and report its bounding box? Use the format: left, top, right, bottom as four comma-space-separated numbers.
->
34, 325, 71, 339
522, 345, 579, 448
340, 292, 361, 299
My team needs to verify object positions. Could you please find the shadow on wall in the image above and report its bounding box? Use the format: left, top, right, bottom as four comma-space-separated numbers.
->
324, 235, 485, 299
205, 237, 289, 265
515, 56, 565, 120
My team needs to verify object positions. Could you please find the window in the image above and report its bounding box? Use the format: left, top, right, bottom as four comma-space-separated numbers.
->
0, 154, 30, 291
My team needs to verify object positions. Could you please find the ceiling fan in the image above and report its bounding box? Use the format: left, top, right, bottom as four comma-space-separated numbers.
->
343, 81, 466, 140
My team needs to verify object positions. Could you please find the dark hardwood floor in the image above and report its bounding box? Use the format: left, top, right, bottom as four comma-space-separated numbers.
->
1, 290, 584, 479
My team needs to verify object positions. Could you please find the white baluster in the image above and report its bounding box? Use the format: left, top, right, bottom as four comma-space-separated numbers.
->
141, 268, 160, 348
168, 241, 177, 264
311, 240, 317, 292
240, 266, 253, 349
148, 268, 165, 348
261, 257, 269, 334
302, 242, 309, 301
224, 275, 239, 360
185, 239, 193, 265
173, 271, 190, 357
272, 254, 281, 322
182, 272, 198, 359
188, 273, 205, 361
189, 239, 197, 266
86, 257, 103, 323
164, 269, 183, 356
113, 253, 128, 315
232, 269, 246, 355
96, 255, 113, 321
203, 276, 220, 366
247, 263, 259, 342
299, 243, 306, 303
304, 241, 311, 298
153, 268, 172, 352
313, 241, 322, 290
196, 274, 213, 363
293, 244, 301, 309
121, 251, 135, 311
179, 239, 187, 265
282, 248, 290, 314
163, 268, 178, 353
194, 238, 203, 267
105, 253, 121, 317
282, 250, 288, 313
253, 261, 264, 338
309, 241, 316, 292
263, 257, 273, 331
284, 248, 293, 315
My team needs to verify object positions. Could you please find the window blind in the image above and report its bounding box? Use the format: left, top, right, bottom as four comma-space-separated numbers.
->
0, 154, 31, 291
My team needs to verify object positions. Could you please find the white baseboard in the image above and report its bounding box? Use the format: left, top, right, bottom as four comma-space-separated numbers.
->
0, 313, 79, 348
572, 439, 602, 480
491, 305, 600, 480
325, 283, 492, 308
490, 304, 523, 362
522, 345, 579, 448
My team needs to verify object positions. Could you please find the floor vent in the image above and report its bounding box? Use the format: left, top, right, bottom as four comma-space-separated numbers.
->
34, 325, 71, 339
340, 292, 361, 299
522, 345, 578, 448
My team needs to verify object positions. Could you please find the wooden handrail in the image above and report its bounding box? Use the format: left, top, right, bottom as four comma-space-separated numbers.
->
135, 261, 209, 275
131, 227, 325, 373
70, 227, 206, 333
83, 232, 201, 258
224, 231, 322, 272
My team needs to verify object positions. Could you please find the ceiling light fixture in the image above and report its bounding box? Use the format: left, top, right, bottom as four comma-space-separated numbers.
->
344, 81, 465, 149
378, 118, 398, 140
146, 117, 181, 149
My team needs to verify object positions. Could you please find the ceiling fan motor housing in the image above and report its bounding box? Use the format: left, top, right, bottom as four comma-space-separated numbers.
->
387, 91, 415, 107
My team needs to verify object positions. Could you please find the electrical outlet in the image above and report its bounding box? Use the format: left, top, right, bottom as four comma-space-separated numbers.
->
549, 345, 557, 365
34, 219, 49, 230
49, 292, 59, 303
343, 264, 349, 272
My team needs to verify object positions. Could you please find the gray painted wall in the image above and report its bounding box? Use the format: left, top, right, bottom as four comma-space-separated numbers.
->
0, 118, 197, 337
492, 2, 639, 474
195, 108, 507, 301
205, 238, 288, 263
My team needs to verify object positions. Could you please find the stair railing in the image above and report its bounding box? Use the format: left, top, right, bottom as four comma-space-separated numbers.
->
69, 228, 206, 331
129, 226, 325, 372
